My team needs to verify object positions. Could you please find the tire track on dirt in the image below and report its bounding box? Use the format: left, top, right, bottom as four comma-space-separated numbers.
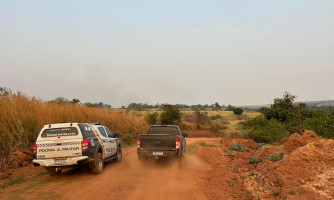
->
2, 139, 211, 200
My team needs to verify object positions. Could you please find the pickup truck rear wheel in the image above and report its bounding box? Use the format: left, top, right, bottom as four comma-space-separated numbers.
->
91, 153, 103, 174
116, 148, 122, 162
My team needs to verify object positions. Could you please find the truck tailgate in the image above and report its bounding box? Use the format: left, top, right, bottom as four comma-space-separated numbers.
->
36, 139, 82, 159
140, 135, 176, 151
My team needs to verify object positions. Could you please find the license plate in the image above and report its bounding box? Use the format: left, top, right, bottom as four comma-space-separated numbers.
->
153, 152, 163, 156
54, 158, 67, 164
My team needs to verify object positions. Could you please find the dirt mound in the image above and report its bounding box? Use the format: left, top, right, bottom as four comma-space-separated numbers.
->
253, 145, 286, 160
281, 129, 318, 153
245, 130, 334, 199
275, 139, 334, 199
231, 138, 259, 148
8, 149, 34, 168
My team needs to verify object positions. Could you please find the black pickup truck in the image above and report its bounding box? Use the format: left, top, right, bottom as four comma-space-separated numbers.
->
137, 125, 188, 160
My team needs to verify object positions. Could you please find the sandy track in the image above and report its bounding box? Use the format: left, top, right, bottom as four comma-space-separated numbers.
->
2, 134, 333, 200
1, 138, 212, 200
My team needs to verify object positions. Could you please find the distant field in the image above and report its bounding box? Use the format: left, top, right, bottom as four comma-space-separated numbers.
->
122, 108, 260, 138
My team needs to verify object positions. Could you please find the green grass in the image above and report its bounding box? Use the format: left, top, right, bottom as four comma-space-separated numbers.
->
270, 192, 280, 197
186, 144, 198, 155
267, 153, 285, 162
8, 179, 52, 200
249, 157, 262, 165
198, 142, 218, 147
0, 170, 49, 191
229, 144, 245, 152
298, 188, 306, 194
0, 175, 25, 190
34, 170, 48, 177
8, 175, 25, 186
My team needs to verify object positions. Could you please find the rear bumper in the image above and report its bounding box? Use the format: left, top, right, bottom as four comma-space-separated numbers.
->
33, 156, 89, 167
137, 150, 180, 159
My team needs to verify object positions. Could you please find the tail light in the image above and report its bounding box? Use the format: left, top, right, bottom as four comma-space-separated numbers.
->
137, 138, 141, 149
176, 138, 180, 150
33, 144, 37, 154
82, 140, 89, 151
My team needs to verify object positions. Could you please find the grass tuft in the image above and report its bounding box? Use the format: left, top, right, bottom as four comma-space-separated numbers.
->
229, 144, 245, 152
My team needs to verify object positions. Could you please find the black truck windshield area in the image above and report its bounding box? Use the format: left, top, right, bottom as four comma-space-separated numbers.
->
148, 127, 179, 135
41, 127, 79, 137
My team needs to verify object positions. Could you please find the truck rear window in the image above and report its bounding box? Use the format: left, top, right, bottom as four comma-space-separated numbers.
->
148, 127, 179, 135
41, 127, 79, 137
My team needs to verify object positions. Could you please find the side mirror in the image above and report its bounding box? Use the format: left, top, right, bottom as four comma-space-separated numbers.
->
113, 133, 119, 138
182, 133, 188, 137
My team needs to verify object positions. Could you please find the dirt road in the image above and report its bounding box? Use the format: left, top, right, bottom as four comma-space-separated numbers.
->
2, 133, 333, 200
1, 138, 212, 200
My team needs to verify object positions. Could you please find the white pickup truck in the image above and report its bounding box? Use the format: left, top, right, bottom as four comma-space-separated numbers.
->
33, 122, 122, 175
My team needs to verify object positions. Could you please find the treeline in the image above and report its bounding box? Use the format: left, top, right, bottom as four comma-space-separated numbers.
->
124, 102, 237, 111
49, 96, 112, 109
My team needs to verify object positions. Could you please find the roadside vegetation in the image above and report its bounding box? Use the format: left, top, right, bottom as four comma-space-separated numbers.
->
241, 92, 334, 143
2, 87, 334, 173
0, 88, 148, 162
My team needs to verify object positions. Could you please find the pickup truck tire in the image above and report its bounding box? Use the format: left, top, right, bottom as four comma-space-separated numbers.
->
91, 153, 104, 174
45, 167, 61, 176
116, 148, 122, 162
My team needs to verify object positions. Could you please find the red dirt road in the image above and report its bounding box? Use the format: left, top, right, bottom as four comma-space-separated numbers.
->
2, 134, 333, 200
1, 138, 212, 200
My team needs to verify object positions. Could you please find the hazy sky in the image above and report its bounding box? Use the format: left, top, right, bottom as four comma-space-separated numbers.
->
1, 0, 333, 107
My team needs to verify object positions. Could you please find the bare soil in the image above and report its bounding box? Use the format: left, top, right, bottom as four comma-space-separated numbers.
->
1, 132, 333, 200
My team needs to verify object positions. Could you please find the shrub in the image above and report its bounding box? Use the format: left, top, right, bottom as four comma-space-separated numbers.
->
233, 108, 244, 115
225, 104, 235, 111
229, 144, 245, 152
242, 117, 289, 143
210, 114, 222, 120
249, 157, 262, 165
145, 112, 158, 125
242, 92, 334, 143
193, 110, 209, 129
302, 109, 334, 139
160, 105, 182, 125
267, 153, 285, 162
261, 92, 312, 128
254, 143, 268, 150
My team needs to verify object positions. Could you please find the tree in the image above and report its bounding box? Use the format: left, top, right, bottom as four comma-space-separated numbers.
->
50, 97, 69, 104
262, 92, 312, 123
193, 110, 209, 129
145, 112, 159, 125
160, 105, 182, 125
233, 108, 244, 115
70, 99, 80, 104
226, 104, 235, 111
214, 102, 221, 109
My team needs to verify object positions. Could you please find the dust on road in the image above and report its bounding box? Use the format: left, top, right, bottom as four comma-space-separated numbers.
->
2, 135, 334, 200
1, 138, 212, 200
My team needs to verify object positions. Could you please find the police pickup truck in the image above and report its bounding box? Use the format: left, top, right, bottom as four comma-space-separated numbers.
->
33, 122, 122, 175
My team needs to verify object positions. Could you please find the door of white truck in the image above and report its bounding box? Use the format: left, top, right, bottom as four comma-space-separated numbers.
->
96, 127, 113, 158
105, 127, 117, 156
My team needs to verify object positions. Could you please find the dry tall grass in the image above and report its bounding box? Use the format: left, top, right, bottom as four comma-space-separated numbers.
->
0, 92, 148, 159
